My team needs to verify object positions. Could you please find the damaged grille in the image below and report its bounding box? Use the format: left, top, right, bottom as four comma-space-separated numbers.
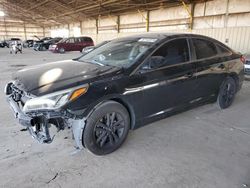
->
10, 84, 23, 102
7, 83, 33, 106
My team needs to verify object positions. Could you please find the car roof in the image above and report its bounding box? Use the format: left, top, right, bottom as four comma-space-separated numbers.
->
114, 33, 216, 41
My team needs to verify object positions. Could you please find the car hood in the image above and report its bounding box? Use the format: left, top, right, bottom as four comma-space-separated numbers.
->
13, 60, 121, 96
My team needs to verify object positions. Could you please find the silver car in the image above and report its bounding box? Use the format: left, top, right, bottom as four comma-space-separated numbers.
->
244, 54, 250, 79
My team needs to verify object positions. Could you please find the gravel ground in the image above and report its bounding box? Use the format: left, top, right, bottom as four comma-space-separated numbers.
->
0, 48, 250, 188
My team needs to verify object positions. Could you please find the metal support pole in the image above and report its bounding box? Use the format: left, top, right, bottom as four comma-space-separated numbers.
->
224, 0, 229, 27
43, 27, 45, 37
68, 24, 70, 36
138, 9, 150, 32
24, 22, 27, 40
117, 15, 120, 33
190, 3, 195, 30
146, 10, 150, 32
80, 21, 82, 35
96, 18, 99, 34
181, 0, 194, 30
3, 17, 7, 40
203, 0, 207, 16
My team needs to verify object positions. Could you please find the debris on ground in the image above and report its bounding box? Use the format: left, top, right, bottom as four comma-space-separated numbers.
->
46, 173, 59, 184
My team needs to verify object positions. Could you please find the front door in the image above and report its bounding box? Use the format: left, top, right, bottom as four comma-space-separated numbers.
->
135, 38, 197, 121
65, 38, 75, 51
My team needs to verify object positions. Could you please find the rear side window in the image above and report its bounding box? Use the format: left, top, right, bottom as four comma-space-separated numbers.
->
149, 38, 190, 68
83, 37, 93, 42
75, 38, 81, 43
216, 44, 232, 55
193, 38, 217, 59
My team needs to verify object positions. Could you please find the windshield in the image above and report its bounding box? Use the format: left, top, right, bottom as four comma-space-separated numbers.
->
78, 38, 157, 68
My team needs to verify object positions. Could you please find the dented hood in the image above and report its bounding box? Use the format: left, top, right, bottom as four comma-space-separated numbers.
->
13, 60, 119, 96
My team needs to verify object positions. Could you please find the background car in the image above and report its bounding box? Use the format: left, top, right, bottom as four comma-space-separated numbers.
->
34, 37, 62, 51
0, 40, 7, 48
81, 40, 110, 54
5, 38, 22, 48
33, 37, 53, 50
49, 36, 94, 53
23, 40, 35, 48
244, 54, 250, 80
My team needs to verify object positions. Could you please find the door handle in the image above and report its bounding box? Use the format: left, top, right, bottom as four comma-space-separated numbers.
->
184, 72, 193, 78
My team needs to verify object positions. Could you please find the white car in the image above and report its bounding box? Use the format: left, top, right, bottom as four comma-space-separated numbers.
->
244, 54, 250, 79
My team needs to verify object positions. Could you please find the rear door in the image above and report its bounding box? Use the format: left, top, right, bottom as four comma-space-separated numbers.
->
74, 37, 82, 51
133, 38, 197, 120
191, 38, 228, 99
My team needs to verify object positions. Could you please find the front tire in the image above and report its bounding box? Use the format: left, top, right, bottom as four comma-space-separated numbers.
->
83, 101, 130, 155
59, 48, 65, 54
217, 77, 236, 109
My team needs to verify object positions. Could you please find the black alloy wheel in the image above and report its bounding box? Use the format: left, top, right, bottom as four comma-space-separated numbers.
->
217, 77, 236, 109
83, 101, 130, 155
94, 112, 125, 148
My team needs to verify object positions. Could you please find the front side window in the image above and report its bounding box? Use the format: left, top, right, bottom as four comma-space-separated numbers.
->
65, 38, 74, 43
143, 38, 190, 69
193, 38, 217, 59
78, 38, 157, 67
68, 38, 75, 43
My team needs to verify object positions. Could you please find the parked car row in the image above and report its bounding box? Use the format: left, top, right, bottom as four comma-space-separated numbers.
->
1, 36, 95, 53
0, 38, 21, 48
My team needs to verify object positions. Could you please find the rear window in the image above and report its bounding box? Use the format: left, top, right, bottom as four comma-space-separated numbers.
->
193, 38, 218, 59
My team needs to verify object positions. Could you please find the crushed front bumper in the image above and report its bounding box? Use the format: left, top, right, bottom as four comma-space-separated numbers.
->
5, 83, 86, 149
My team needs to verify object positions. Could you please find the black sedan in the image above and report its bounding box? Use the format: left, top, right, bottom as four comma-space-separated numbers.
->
5, 33, 244, 155
0, 40, 8, 48
23, 40, 35, 48
34, 37, 62, 51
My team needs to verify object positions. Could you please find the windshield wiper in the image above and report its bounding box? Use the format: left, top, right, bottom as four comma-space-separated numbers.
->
91, 60, 105, 66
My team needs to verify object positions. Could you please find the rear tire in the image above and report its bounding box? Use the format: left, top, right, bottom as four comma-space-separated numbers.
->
217, 77, 236, 109
83, 101, 130, 155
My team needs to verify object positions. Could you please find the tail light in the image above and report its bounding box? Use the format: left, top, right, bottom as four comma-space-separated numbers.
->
240, 56, 246, 64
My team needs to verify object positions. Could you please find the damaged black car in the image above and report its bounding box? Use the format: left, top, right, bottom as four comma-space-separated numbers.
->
5, 33, 244, 155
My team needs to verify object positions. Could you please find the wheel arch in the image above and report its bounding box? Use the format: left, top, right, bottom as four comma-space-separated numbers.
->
228, 72, 240, 91
109, 97, 136, 130
83, 96, 136, 130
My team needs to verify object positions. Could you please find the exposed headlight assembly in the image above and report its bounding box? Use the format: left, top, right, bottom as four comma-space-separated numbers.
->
23, 85, 88, 113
